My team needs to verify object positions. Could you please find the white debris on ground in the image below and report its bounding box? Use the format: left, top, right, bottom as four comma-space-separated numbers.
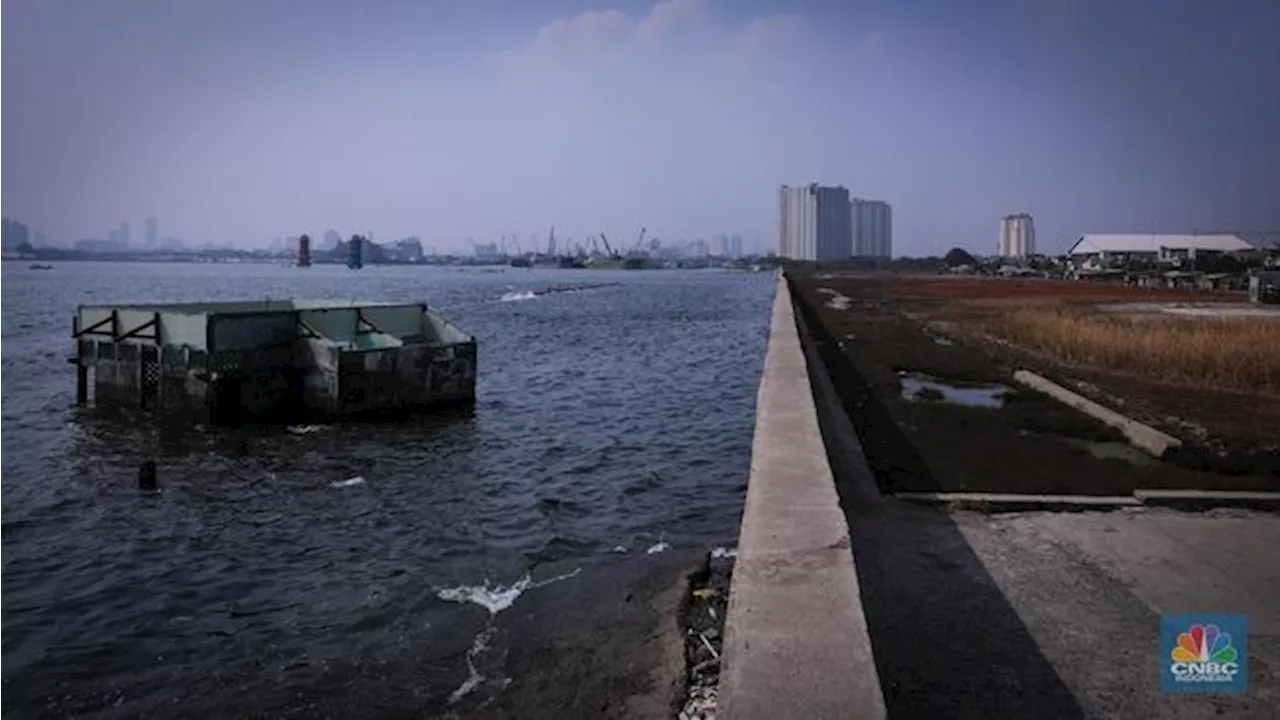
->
678, 548, 734, 720
679, 686, 719, 720
815, 287, 853, 310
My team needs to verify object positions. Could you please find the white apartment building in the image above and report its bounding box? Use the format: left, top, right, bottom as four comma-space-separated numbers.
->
999, 214, 1036, 258
708, 234, 729, 257
779, 184, 852, 261
851, 198, 892, 258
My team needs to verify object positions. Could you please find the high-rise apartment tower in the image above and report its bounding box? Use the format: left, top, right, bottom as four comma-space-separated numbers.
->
851, 199, 893, 258
998, 214, 1036, 258
778, 183, 851, 261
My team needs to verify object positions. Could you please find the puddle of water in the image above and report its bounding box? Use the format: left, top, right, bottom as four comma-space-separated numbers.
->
1062, 438, 1158, 467
899, 372, 1010, 408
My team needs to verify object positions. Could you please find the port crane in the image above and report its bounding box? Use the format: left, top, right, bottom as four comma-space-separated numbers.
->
599, 232, 619, 259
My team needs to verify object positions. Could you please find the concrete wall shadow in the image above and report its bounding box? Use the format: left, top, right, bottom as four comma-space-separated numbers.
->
788, 275, 1087, 719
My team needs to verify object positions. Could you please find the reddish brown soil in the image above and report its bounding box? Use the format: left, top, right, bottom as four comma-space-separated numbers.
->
851, 275, 1244, 303
794, 274, 1278, 494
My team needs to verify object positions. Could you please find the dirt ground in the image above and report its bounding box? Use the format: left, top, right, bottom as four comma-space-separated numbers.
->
791, 273, 1279, 494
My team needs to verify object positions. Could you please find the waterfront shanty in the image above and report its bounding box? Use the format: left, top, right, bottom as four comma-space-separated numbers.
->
72, 299, 476, 423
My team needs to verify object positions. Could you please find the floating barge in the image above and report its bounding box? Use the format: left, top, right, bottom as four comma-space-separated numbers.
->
72, 300, 476, 423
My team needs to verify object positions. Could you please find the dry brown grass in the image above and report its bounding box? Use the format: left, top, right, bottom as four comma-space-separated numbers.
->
876, 277, 1241, 303
989, 307, 1280, 392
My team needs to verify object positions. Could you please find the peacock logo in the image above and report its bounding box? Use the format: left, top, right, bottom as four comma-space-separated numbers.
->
1171, 623, 1238, 664
1162, 613, 1247, 693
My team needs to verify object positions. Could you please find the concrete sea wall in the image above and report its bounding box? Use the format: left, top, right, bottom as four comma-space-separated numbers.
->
719, 274, 886, 719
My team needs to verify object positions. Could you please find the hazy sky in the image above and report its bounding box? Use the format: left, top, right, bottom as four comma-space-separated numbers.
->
3, 0, 1278, 255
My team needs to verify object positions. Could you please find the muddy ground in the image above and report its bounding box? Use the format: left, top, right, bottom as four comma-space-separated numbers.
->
122, 551, 701, 720
448, 551, 701, 720
792, 273, 1279, 494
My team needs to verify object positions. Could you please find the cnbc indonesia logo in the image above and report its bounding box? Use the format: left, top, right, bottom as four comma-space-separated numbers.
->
1168, 622, 1241, 686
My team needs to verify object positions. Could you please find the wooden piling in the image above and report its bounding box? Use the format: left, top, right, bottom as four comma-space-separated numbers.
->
76, 364, 88, 405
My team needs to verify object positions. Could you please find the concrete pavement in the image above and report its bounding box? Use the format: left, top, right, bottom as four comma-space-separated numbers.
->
845, 499, 1280, 719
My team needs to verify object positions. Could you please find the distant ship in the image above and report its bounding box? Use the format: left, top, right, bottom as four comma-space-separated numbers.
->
347, 238, 364, 269
29, 263, 54, 270
586, 256, 625, 270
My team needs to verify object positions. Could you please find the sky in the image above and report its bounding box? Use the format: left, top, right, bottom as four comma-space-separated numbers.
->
3, 0, 1278, 256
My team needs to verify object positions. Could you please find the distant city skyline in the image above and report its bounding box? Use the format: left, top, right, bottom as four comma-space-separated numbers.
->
7, 211, 764, 258
3, 1, 1277, 255
1, 217, 32, 251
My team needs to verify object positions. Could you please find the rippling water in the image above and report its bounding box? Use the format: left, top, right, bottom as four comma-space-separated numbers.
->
1, 261, 774, 717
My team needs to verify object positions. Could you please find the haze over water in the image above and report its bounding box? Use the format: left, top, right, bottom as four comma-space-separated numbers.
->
3, 0, 1278, 255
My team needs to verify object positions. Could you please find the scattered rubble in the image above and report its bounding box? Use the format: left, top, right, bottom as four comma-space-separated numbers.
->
677, 548, 734, 720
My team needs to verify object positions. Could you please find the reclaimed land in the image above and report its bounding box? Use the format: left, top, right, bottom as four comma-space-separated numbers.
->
791, 273, 1280, 494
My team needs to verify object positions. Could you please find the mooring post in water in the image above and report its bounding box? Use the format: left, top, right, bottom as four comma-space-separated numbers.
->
76, 364, 88, 405
139, 460, 159, 493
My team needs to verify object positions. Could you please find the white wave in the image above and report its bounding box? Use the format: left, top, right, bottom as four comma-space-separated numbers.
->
438, 576, 531, 615
437, 567, 582, 616
610, 545, 628, 553
646, 541, 671, 555
286, 424, 324, 435
710, 547, 737, 559
330, 476, 366, 488
532, 567, 582, 588
449, 626, 496, 704
499, 290, 537, 302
